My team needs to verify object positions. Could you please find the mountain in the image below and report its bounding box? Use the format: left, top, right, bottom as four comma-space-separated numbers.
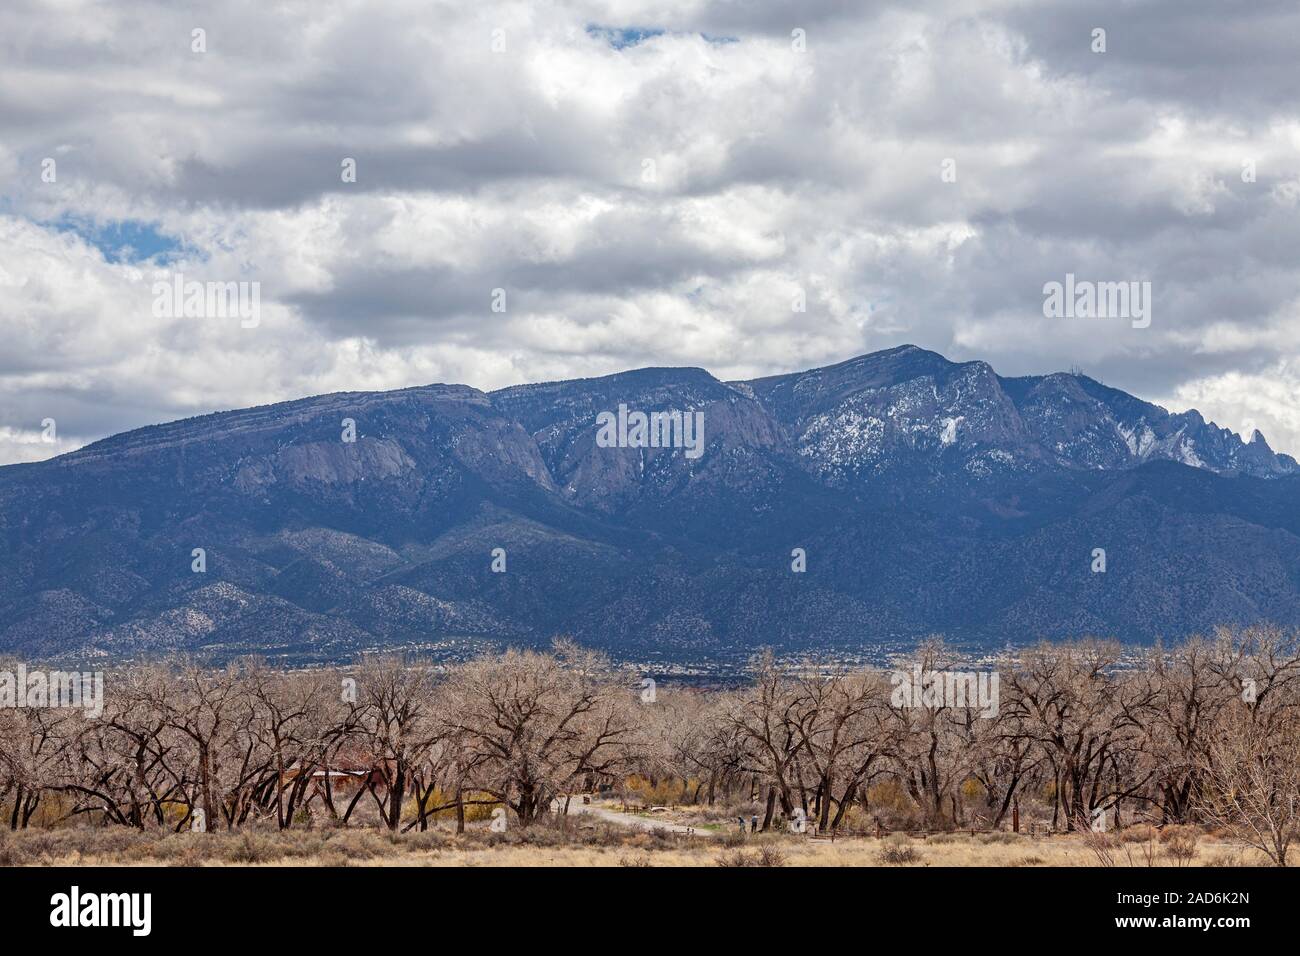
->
745, 346, 1296, 483
4, 344, 1300, 666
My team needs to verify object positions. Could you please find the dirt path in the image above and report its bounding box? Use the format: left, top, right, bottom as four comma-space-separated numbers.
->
568, 802, 722, 838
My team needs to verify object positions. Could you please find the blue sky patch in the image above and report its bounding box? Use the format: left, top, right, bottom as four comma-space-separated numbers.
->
587, 25, 666, 49
48, 216, 189, 265
588, 26, 739, 50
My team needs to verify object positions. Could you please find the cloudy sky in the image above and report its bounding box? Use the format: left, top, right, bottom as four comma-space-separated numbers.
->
3, 0, 1300, 464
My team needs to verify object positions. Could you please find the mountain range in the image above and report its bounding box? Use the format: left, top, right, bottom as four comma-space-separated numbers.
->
5, 344, 1300, 666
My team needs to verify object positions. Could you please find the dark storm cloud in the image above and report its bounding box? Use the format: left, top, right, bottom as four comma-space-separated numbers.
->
1003, 0, 1300, 119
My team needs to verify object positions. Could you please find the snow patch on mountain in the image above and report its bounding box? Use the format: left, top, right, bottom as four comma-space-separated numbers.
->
798, 406, 887, 474
1178, 438, 1205, 468
1116, 421, 1158, 460
940, 416, 963, 445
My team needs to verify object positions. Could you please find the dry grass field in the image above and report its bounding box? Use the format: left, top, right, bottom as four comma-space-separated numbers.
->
0, 816, 1268, 868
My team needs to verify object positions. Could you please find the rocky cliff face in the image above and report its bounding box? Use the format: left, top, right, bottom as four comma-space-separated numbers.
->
3, 345, 1299, 663
745, 345, 1296, 482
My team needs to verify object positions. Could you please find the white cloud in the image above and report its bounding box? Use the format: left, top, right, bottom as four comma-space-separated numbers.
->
3, 0, 1300, 461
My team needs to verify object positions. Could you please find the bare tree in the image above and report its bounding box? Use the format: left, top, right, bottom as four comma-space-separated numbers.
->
441, 642, 634, 826
1197, 696, 1300, 865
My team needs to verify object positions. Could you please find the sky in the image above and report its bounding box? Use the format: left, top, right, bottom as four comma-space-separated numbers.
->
3, 0, 1300, 464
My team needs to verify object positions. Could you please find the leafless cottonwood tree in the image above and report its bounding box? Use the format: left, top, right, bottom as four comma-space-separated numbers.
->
440, 642, 635, 826
2, 628, 1299, 855
1197, 707, 1300, 866
1004, 642, 1158, 830
349, 656, 441, 831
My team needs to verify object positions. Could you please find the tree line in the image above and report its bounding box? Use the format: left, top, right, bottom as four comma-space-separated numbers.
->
3, 626, 1299, 863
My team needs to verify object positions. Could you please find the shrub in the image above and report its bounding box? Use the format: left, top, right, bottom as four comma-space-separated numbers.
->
867, 780, 921, 829
756, 845, 787, 867
1120, 824, 1158, 844
879, 835, 920, 865
1161, 826, 1198, 865
15, 831, 59, 863
1158, 824, 1199, 845
715, 849, 755, 867
402, 830, 449, 853
224, 833, 277, 864
340, 830, 387, 859
644, 828, 685, 851
318, 847, 352, 867
879, 843, 919, 865
278, 834, 328, 859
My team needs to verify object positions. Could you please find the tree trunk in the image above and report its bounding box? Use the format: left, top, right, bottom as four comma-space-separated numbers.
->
387, 764, 406, 831
761, 787, 776, 831
275, 748, 285, 829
